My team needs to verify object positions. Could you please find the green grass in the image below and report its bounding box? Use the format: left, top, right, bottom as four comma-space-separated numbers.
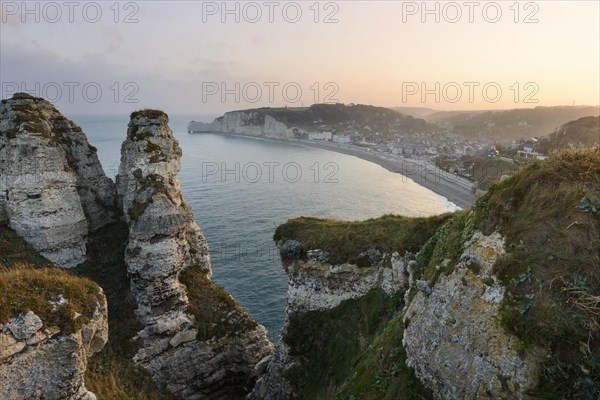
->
0, 226, 100, 335
282, 289, 432, 400
338, 315, 432, 400
415, 209, 474, 286
0, 226, 52, 267
274, 214, 451, 266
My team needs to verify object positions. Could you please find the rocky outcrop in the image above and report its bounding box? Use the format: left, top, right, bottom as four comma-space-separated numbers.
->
0, 297, 108, 399
249, 244, 410, 399
402, 231, 545, 399
188, 112, 291, 138
117, 110, 273, 399
281, 245, 408, 313
0, 93, 116, 268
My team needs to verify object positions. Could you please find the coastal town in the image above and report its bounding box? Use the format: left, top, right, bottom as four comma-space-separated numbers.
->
306, 129, 546, 186
188, 109, 563, 194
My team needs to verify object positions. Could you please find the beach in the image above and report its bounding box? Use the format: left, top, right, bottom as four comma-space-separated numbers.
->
195, 132, 476, 209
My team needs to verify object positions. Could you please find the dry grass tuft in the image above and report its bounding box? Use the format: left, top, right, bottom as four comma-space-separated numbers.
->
0, 264, 101, 334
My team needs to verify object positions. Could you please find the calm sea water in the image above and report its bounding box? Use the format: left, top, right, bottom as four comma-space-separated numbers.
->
75, 114, 458, 341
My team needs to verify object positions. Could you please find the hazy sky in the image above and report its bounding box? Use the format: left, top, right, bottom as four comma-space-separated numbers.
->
1, 0, 599, 118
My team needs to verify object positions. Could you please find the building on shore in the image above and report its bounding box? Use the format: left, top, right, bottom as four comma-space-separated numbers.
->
308, 132, 333, 141
332, 134, 351, 144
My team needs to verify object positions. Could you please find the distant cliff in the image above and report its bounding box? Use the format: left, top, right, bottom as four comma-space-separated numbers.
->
188, 103, 435, 138
251, 147, 600, 399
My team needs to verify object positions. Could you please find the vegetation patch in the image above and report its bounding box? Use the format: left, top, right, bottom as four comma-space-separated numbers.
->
0, 265, 101, 334
283, 289, 431, 399
127, 124, 154, 141
128, 199, 151, 221
415, 209, 473, 286
130, 109, 168, 121
274, 214, 451, 266
537, 116, 600, 153
232, 103, 435, 135
180, 267, 257, 341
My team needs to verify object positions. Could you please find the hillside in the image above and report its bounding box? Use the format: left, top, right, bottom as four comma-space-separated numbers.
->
425, 106, 599, 139
389, 106, 438, 118
537, 116, 600, 153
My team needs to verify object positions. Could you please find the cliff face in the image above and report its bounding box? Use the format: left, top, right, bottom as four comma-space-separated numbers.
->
250, 249, 410, 399
403, 231, 544, 399
116, 110, 274, 399
0, 270, 108, 400
189, 112, 291, 138
0, 94, 116, 268
284, 252, 408, 313
189, 103, 436, 138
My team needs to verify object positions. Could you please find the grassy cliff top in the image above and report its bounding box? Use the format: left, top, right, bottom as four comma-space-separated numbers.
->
274, 214, 451, 266
0, 266, 102, 334
483, 147, 600, 397
0, 226, 102, 334
130, 109, 169, 121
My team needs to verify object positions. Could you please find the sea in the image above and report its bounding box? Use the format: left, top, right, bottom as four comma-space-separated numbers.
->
75, 113, 459, 342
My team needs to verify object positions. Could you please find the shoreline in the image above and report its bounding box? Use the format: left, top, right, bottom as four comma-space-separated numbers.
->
190, 131, 476, 209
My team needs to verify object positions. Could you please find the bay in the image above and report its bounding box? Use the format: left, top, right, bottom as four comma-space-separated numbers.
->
77, 114, 458, 341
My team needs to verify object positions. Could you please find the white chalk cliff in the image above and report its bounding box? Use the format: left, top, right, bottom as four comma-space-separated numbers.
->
188, 111, 292, 138
0, 94, 116, 268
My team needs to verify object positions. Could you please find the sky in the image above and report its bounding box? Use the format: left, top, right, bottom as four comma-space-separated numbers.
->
1, 0, 599, 118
